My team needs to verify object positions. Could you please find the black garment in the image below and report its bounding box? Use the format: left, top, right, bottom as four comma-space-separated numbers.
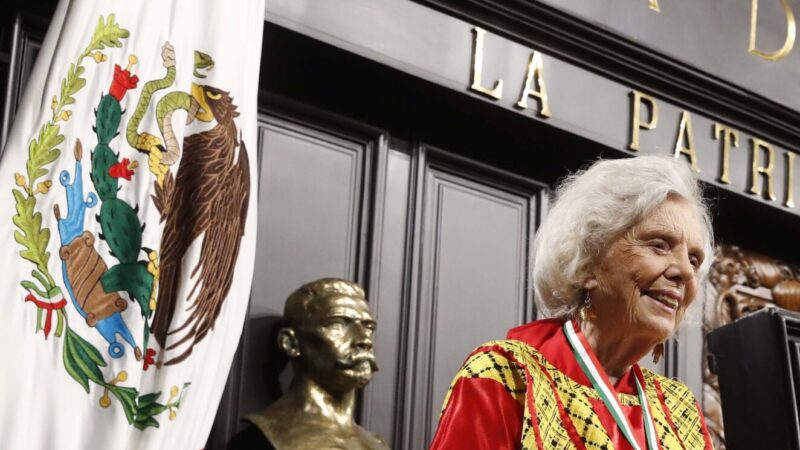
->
227, 423, 276, 450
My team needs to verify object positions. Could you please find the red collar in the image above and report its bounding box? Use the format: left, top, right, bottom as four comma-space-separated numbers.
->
506, 319, 639, 395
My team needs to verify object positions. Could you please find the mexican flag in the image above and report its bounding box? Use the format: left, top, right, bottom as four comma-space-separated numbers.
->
0, 1, 263, 448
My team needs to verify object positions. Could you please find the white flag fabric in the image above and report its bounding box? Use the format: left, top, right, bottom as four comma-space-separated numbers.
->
0, 1, 263, 448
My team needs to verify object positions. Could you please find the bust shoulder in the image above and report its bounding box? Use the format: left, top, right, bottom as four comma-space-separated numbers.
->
245, 407, 389, 450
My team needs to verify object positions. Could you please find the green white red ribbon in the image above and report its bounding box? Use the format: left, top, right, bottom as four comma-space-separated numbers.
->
24, 294, 66, 339
563, 321, 658, 450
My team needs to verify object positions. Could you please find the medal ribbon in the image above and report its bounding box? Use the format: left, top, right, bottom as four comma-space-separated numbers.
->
562, 321, 659, 450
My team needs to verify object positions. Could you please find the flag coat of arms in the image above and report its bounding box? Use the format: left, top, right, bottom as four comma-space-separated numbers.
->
0, 1, 264, 448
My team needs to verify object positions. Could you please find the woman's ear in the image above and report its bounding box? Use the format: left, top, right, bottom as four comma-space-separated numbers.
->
582, 277, 598, 291
277, 328, 300, 358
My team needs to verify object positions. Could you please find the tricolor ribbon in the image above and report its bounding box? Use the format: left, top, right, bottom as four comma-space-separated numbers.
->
563, 321, 659, 450
24, 294, 67, 339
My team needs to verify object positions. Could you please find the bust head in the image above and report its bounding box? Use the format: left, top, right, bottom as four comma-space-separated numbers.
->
279, 278, 378, 396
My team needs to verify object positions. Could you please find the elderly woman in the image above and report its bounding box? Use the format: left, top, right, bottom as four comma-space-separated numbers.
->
430, 156, 714, 450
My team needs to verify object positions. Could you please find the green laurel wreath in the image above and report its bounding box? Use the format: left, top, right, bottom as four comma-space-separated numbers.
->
11, 14, 188, 430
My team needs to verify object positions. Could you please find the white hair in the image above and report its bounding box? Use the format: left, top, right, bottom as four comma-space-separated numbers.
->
532, 155, 714, 318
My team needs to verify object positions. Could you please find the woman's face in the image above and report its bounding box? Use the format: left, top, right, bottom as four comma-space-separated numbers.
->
585, 196, 707, 343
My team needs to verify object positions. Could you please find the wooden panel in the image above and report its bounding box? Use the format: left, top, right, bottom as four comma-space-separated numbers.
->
403, 149, 543, 449
249, 117, 366, 317
426, 175, 527, 433
361, 144, 413, 447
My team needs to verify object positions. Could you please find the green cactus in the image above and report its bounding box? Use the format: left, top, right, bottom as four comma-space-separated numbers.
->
90, 93, 153, 318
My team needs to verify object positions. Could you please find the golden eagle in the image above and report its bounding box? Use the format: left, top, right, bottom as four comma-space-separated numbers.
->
151, 85, 250, 365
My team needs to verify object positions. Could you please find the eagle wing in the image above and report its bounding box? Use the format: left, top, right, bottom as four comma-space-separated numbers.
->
162, 139, 250, 365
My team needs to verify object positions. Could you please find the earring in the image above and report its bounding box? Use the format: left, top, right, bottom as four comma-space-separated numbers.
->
652, 342, 664, 364
578, 292, 592, 323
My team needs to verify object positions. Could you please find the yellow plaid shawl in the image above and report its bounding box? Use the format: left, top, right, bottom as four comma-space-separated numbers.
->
441, 340, 711, 450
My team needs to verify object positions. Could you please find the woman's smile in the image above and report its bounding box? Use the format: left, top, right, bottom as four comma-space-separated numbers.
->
642, 288, 682, 311
643, 291, 679, 313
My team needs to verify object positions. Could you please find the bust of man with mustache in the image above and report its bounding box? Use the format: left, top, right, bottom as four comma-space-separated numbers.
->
244, 278, 389, 450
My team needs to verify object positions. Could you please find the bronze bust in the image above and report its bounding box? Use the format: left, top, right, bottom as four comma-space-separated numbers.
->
244, 278, 389, 449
